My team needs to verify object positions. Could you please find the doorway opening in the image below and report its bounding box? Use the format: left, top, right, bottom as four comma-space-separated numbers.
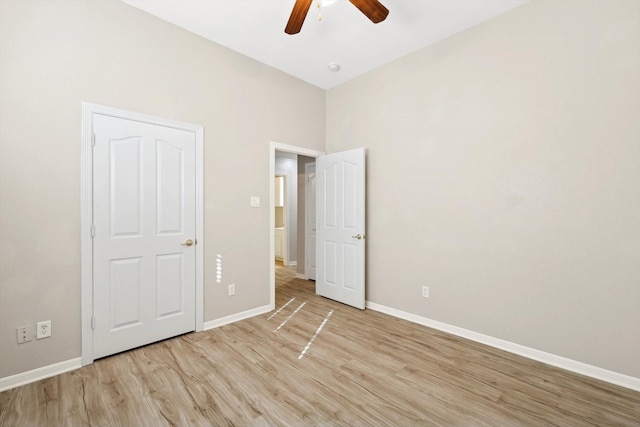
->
269, 142, 324, 310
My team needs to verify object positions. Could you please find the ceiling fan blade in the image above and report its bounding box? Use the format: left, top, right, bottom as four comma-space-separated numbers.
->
348, 0, 389, 24
285, 0, 313, 35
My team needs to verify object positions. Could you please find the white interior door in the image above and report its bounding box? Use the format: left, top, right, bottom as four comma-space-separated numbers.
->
92, 114, 196, 359
305, 162, 317, 280
316, 148, 366, 309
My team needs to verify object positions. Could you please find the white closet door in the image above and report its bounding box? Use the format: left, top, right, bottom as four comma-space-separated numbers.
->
92, 114, 196, 359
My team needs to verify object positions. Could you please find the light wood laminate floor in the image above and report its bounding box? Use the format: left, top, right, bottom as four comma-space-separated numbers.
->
1, 264, 639, 426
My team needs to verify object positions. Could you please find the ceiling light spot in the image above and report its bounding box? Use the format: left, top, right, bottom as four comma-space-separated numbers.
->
328, 63, 340, 72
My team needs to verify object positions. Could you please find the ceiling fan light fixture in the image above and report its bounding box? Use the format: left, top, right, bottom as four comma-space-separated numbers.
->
328, 63, 341, 72
285, 0, 388, 35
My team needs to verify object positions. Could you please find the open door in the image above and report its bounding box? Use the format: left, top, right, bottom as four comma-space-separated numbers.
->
305, 162, 317, 280
316, 148, 366, 309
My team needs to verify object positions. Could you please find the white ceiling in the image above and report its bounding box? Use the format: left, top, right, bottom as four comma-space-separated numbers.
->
121, 0, 528, 89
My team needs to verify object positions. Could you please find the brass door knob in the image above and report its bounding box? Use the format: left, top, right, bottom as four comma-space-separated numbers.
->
352, 234, 364, 240
181, 239, 194, 247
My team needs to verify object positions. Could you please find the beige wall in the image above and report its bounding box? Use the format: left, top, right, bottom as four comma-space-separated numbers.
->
0, 0, 325, 378
327, 0, 640, 377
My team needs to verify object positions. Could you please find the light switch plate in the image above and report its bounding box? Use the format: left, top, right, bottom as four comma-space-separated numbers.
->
250, 196, 261, 208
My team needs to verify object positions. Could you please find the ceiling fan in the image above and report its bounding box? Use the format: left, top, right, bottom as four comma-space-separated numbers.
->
285, 0, 389, 35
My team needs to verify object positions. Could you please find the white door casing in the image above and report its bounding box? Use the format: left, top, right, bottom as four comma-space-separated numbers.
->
275, 228, 284, 260
276, 175, 288, 265
316, 148, 366, 309
305, 162, 317, 280
81, 103, 204, 365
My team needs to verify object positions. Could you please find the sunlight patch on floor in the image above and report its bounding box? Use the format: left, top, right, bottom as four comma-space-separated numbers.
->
268, 297, 295, 320
298, 309, 334, 360
274, 301, 307, 332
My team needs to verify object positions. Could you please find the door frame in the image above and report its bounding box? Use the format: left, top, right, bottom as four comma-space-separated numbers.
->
80, 102, 204, 366
269, 142, 324, 310
274, 174, 288, 264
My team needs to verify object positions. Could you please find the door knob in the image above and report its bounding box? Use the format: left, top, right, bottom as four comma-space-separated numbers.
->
181, 239, 194, 247
352, 234, 364, 240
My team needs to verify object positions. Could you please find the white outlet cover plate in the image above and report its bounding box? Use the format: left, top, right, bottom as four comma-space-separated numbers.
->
37, 320, 52, 339
17, 326, 33, 343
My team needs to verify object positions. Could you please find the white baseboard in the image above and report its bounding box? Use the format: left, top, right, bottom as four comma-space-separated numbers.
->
295, 273, 307, 280
5, 306, 637, 394
286, 261, 297, 267
366, 301, 640, 392
0, 357, 82, 392
203, 304, 272, 330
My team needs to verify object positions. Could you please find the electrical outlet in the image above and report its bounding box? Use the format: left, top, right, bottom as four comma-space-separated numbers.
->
422, 286, 430, 298
37, 320, 52, 339
228, 284, 236, 296
17, 326, 33, 344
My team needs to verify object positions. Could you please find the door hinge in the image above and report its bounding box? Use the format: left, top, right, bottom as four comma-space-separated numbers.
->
91, 316, 95, 330
91, 225, 95, 238
91, 133, 96, 146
